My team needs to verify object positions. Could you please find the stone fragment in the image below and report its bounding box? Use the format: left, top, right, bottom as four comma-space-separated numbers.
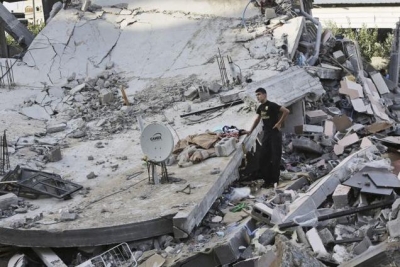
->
0, 193, 18, 210
318, 228, 334, 246
100, 89, 114, 105
70, 83, 86, 95
46, 123, 67, 134
86, 172, 97, 179
332, 184, 352, 209
306, 228, 328, 256
46, 147, 62, 162
258, 229, 276, 246
274, 235, 325, 267
353, 236, 372, 255
292, 138, 323, 154
333, 50, 346, 64
197, 85, 210, 101
15, 208, 28, 214
212, 216, 223, 223
60, 211, 77, 222
184, 86, 198, 101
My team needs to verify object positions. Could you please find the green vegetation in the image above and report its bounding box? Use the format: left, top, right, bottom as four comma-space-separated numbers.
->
6, 23, 45, 46
325, 21, 393, 62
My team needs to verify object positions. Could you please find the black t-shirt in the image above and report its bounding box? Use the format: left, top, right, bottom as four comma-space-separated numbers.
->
256, 101, 281, 132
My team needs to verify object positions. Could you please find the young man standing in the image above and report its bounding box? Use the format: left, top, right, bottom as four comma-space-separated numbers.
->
245, 88, 289, 187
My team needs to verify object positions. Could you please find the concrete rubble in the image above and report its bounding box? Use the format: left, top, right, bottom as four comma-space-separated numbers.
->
1, 0, 400, 266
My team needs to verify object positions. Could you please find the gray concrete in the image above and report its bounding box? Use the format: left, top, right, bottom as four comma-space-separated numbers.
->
46, 147, 62, 162
0, 193, 18, 210
284, 146, 378, 222
245, 66, 325, 107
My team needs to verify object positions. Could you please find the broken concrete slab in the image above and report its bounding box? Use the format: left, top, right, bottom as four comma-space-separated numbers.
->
273, 235, 325, 267
69, 84, 86, 95
338, 240, 400, 267
0, 193, 18, 210
353, 236, 372, 255
273, 16, 305, 60
339, 79, 364, 99
284, 146, 379, 222
21, 105, 52, 121
306, 228, 328, 256
370, 72, 390, 95
246, 66, 324, 107
360, 137, 373, 149
338, 133, 359, 147
233, 251, 276, 267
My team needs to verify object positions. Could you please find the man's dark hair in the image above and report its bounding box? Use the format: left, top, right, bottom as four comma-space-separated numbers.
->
255, 88, 266, 94
380, 69, 386, 75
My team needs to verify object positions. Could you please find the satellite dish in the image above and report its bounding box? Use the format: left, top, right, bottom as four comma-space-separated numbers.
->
140, 123, 174, 163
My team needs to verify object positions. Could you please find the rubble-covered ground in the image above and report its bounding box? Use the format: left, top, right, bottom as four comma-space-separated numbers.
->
2, 0, 400, 266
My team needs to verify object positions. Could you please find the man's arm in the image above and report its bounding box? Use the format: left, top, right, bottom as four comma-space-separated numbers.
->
245, 114, 261, 135
273, 106, 289, 130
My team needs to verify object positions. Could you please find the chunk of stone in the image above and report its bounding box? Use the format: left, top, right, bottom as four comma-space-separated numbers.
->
46, 123, 67, 134
292, 138, 323, 154
0, 193, 18, 210
306, 228, 328, 256
100, 89, 114, 105
353, 236, 372, 255
46, 147, 62, 162
274, 235, 325, 267
184, 86, 198, 101
332, 184, 352, 209
86, 172, 97, 179
60, 211, 77, 222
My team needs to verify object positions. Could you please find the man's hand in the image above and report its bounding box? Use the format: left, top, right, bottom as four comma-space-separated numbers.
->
273, 122, 282, 131
244, 130, 252, 135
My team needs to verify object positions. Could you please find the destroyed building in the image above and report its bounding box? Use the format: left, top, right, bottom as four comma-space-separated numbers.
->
1, 0, 400, 266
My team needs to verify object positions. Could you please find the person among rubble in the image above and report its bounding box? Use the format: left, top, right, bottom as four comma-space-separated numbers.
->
380, 69, 389, 79
245, 88, 289, 188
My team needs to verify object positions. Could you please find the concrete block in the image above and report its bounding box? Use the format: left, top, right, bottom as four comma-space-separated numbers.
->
264, 8, 276, 19
333, 50, 346, 64
295, 124, 324, 134
332, 115, 352, 132
197, 85, 210, 101
220, 92, 240, 103
46, 123, 67, 134
370, 72, 390, 95
296, 226, 310, 247
209, 83, 222, 93
60, 211, 77, 222
184, 86, 198, 100
46, 147, 62, 162
388, 215, 400, 237
258, 229, 276, 246
353, 236, 372, 255
0, 193, 18, 210
332, 184, 352, 209
338, 133, 359, 147
306, 228, 328, 256
81, 0, 91, 11
214, 221, 250, 265
318, 228, 334, 246
306, 110, 328, 125
251, 203, 273, 225
215, 137, 236, 157
100, 89, 114, 105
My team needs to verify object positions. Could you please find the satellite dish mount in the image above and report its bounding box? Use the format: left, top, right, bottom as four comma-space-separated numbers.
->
140, 123, 174, 184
